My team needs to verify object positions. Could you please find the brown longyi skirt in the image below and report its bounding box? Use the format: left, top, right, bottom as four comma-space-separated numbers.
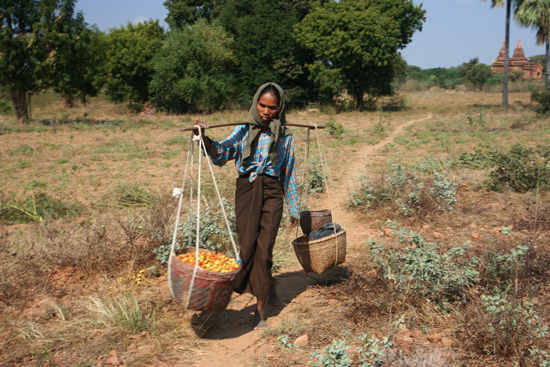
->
233, 175, 284, 300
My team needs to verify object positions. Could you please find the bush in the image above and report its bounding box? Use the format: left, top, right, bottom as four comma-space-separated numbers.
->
368, 221, 479, 303
486, 143, 549, 193
531, 89, 550, 115
153, 197, 236, 264
349, 158, 458, 216
0, 99, 13, 115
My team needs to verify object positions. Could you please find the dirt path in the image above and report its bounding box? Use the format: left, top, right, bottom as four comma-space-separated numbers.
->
185, 114, 433, 367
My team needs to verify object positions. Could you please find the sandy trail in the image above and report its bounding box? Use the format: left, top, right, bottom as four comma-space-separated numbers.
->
184, 114, 433, 367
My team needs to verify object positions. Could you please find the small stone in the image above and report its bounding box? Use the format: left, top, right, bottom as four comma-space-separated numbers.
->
471, 232, 480, 239
427, 334, 442, 343
397, 328, 412, 336
91, 331, 102, 338
140, 331, 149, 338
384, 228, 393, 237
422, 224, 431, 230
396, 335, 413, 343
433, 232, 441, 239
411, 329, 423, 339
441, 337, 453, 347
294, 334, 309, 346
126, 344, 137, 352
105, 350, 120, 366
491, 227, 502, 233
23, 357, 32, 363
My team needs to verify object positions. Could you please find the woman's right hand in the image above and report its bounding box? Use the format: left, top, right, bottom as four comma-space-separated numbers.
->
193, 118, 208, 136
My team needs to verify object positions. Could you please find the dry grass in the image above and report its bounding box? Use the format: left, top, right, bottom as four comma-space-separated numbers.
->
1, 88, 550, 366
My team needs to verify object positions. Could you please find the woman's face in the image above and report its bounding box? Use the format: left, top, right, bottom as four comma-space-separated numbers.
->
256, 92, 279, 124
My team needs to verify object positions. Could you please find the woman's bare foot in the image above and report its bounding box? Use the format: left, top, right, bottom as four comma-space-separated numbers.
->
254, 299, 267, 329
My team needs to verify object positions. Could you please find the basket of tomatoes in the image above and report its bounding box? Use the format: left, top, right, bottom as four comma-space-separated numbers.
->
169, 248, 241, 312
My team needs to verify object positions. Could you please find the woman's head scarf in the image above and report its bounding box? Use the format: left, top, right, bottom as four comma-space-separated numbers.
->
242, 82, 290, 167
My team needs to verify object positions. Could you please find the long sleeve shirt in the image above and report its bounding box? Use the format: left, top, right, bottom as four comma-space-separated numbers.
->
206, 125, 299, 219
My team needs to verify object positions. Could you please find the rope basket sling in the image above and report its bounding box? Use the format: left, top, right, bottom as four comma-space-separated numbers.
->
292, 126, 347, 274
168, 128, 241, 313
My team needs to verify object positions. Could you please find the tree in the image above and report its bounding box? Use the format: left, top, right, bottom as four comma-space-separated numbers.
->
102, 20, 164, 104
516, 0, 550, 90
459, 58, 494, 90
215, 0, 317, 106
486, 0, 525, 107
0, 0, 87, 123
163, 0, 223, 28
295, 0, 425, 110
149, 20, 236, 113
45, 5, 104, 107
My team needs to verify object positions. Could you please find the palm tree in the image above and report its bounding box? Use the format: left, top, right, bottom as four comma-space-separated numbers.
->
486, 0, 524, 107
516, 0, 550, 90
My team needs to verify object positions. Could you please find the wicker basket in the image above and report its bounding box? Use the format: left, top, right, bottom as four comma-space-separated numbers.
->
292, 229, 346, 274
300, 209, 332, 235
169, 248, 240, 312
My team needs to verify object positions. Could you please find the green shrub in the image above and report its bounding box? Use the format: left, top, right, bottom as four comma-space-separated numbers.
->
306, 158, 326, 194
349, 158, 458, 216
369, 221, 479, 303
153, 197, 236, 264
486, 143, 549, 193
0, 99, 12, 115
325, 119, 344, 138
531, 89, 550, 115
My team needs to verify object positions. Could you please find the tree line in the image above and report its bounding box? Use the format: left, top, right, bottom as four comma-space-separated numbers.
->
1, 0, 426, 123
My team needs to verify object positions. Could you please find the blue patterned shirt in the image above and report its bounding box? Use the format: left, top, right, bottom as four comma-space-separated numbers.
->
206, 125, 299, 219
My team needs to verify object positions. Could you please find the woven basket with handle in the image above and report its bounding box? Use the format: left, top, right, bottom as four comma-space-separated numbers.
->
292, 229, 346, 274
170, 248, 240, 312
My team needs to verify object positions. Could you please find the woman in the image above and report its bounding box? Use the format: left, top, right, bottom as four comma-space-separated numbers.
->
194, 82, 299, 329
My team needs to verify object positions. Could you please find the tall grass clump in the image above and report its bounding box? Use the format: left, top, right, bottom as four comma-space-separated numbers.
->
88, 294, 159, 334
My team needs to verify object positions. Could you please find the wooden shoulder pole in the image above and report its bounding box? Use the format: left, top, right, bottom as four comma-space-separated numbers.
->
180, 122, 325, 132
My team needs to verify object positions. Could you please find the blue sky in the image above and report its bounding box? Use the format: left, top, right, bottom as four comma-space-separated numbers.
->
74, 0, 544, 69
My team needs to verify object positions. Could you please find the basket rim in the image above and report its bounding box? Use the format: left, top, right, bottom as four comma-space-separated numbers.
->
300, 209, 332, 214
174, 248, 241, 275
292, 228, 346, 246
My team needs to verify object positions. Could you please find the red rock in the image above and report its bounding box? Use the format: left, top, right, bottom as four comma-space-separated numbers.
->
471, 232, 480, 239
397, 328, 411, 336
294, 334, 309, 346
90, 331, 102, 338
384, 228, 392, 237
23, 357, 31, 363
105, 350, 120, 366
126, 344, 137, 352
411, 329, 423, 338
491, 227, 502, 233
441, 337, 453, 347
396, 335, 413, 343
433, 232, 441, 239
427, 334, 442, 343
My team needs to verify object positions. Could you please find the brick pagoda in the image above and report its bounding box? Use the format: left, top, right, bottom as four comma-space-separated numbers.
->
492, 38, 543, 80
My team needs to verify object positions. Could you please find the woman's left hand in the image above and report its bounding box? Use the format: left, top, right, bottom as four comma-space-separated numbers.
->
290, 216, 299, 228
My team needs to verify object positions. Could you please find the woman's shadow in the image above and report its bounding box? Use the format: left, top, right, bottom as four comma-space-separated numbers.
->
190, 265, 349, 339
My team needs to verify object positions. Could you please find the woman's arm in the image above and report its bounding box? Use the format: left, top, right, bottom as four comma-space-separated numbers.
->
279, 135, 300, 227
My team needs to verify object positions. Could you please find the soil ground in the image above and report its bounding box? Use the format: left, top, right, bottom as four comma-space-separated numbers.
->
1, 89, 549, 367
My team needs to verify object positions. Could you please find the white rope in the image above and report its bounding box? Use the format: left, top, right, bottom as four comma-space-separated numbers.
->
314, 125, 346, 230
185, 128, 204, 309
168, 132, 194, 300
198, 132, 240, 260
296, 127, 311, 239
